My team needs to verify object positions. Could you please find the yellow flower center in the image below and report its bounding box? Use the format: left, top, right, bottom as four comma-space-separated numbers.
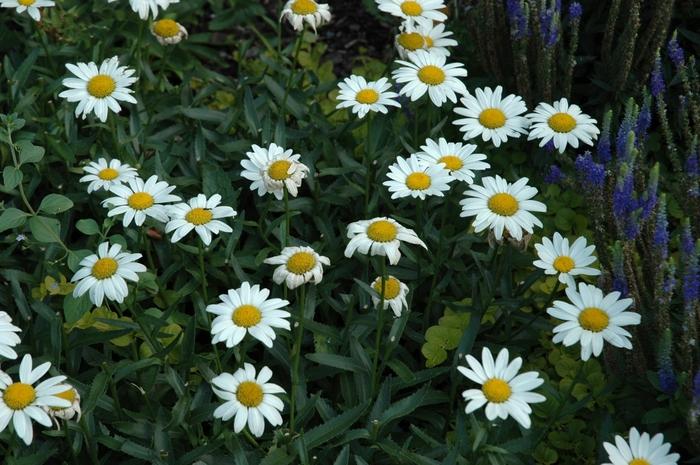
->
438, 155, 463, 171
424, 35, 434, 47
366, 220, 398, 242
478, 108, 507, 129
482, 378, 512, 403
578, 307, 610, 332
356, 89, 379, 105
18, 0, 36, 5
405, 172, 432, 190
552, 255, 575, 273
400, 0, 423, 16
51, 388, 77, 410
98, 167, 119, 180
87, 75, 117, 99
268, 160, 292, 181
287, 251, 316, 275
153, 19, 180, 38
397, 32, 425, 51
417, 65, 446, 85
291, 0, 317, 14
629, 459, 651, 465
548, 112, 577, 133
232, 304, 262, 328
185, 208, 213, 225
373, 276, 401, 300
3, 383, 36, 410
127, 192, 155, 210
91, 257, 119, 280
236, 381, 264, 407
487, 193, 519, 216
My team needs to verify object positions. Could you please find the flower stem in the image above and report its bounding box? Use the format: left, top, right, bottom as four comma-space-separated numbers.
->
363, 113, 373, 216
283, 188, 290, 248
371, 256, 387, 395
198, 243, 222, 373
290, 284, 306, 432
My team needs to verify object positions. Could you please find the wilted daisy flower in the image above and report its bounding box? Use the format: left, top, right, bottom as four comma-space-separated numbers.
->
453, 86, 529, 147
43, 385, 81, 426
103, 175, 180, 227
58, 56, 138, 123
336, 76, 401, 119
0, 0, 54, 21
150, 18, 188, 45
206, 282, 291, 348
264, 246, 330, 290
211, 363, 285, 437
165, 194, 237, 246
602, 427, 680, 465
384, 154, 453, 199
345, 217, 427, 265
280, 0, 331, 32
107, 0, 179, 20
71, 242, 147, 306
547, 282, 640, 361
0, 354, 71, 445
395, 22, 457, 59
533, 232, 601, 288
241, 143, 309, 201
370, 275, 409, 317
460, 175, 546, 241
79, 158, 138, 193
416, 137, 489, 184
392, 50, 467, 107
458, 347, 546, 429
376, 0, 447, 27
0, 312, 21, 360
527, 98, 600, 153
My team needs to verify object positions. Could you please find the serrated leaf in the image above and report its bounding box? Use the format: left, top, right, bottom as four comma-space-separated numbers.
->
299, 402, 368, 449
379, 385, 428, 425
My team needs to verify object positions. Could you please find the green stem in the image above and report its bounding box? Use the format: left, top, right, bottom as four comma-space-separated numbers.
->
281, 33, 303, 117
363, 113, 373, 217
290, 284, 306, 432
283, 188, 290, 248
6, 129, 36, 215
198, 243, 223, 372
371, 256, 387, 395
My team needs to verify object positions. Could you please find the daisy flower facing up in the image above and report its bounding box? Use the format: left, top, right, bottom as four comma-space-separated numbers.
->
602, 427, 680, 465
527, 98, 600, 153
392, 50, 468, 107
103, 175, 180, 227
79, 158, 138, 193
0, 0, 54, 21
336, 76, 401, 119
416, 137, 490, 184
547, 282, 640, 361
165, 194, 237, 246
395, 22, 457, 59
211, 363, 285, 438
71, 242, 147, 306
0, 311, 21, 360
43, 385, 81, 426
150, 18, 188, 45
453, 86, 529, 147
264, 246, 330, 290
460, 175, 546, 241
384, 154, 453, 199
376, 0, 447, 28
458, 347, 546, 429
0, 354, 71, 445
345, 217, 427, 265
58, 56, 138, 123
206, 282, 291, 348
241, 143, 309, 201
107, 0, 180, 20
533, 232, 601, 288
371, 275, 409, 317
280, 0, 331, 32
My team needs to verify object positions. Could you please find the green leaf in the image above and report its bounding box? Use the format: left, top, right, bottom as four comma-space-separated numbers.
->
379, 385, 429, 425
39, 193, 73, 214
63, 294, 92, 324
0, 208, 28, 233
16, 140, 45, 164
3, 166, 23, 189
76, 218, 100, 235
299, 402, 369, 449
421, 341, 447, 368
305, 353, 367, 373
28, 216, 61, 243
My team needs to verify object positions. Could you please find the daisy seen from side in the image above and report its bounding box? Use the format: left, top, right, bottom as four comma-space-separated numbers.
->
0, 312, 21, 360
241, 143, 309, 201
264, 246, 330, 290
150, 18, 188, 45
395, 22, 457, 59
371, 275, 409, 317
280, 0, 331, 32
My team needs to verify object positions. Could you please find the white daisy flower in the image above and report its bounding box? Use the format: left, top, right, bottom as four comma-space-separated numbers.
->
345, 217, 427, 265
395, 22, 457, 59
376, 0, 447, 28
211, 363, 285, 438
416, 137, 490, 184
392, 50, 468, 107
526, 98, 600, 153
150, 18, 188, 45
58, 56, 138, 123
0, 0, 54, 21
547, 283, 641, 361
453, 86, 530, 147
0, 354, 71, 445
384, 154, 453, 199
165, 194, 237, 246
43, 385, 81, 426
0, 312, 21, 360
107, 0, 179, 20
240, 143, 309, 201
71, 242, 147, 307
206, 282, 291, 348
458, 347, 546, 429
370, 275, 409, 317
79, 158, 138, 193
264, 246, 330, 290
533, 232, 601, 288
103, 175, 180, 227
459, 175, 547, 241
336, 76, 401, 119
602, 427, 680, 465
280, 0, 331, 32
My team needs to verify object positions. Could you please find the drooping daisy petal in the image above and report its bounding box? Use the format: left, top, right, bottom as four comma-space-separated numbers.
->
241, 143, 309, 201
280, 0, 331, 32
264, 246, 330, 290
370, 275, 409, 317
150, 18, 188, 45
395, 21, 457, 59
0, 312, 21, 360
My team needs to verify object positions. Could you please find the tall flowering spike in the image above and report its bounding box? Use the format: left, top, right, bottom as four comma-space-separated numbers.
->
653, 194, 669, 259
506, 0, 528, 39
612, 162, 641, 239
650, 55, 665, 98
544, 165, 565, 184
657, 328, 678, 395
641, 163, 659, 220
539, 5, 559, 48
664, 258, 677, 296
596, 110, 613, 164
635, 93, 652, 148
616, 99, 638, 160
681, 218, 694, 257
611, 241, 629, 296
683, 240, 700, 310
574, 152, 605, 188
687, 139, 699, 198
568, 1, 582, 20
667, 32, 685, 67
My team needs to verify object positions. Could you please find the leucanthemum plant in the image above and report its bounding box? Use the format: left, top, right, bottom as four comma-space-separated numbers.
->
0, 0, 54, 21
79, 158, 138, 193
335, 76, 401, 119
533, 232, 601, 288
264, 246, 330, 290
602, 427, 680, 465
241, 143, 309, 201
392, 50, 468, 107
384, 154, 453, 199
107, 0, 179, 20
103, 175, 180, 227
150, 18, 188, 45
0, 311, 21, 360
416, 137, 490, 184
165, 194, 237, 246
526, 98, 600, 153
345, 217, 427, 265
394, 22, 458, 59
280, 0, 331, 32
43, 385, 81, 427
370, 275, 409, 317
376, 0, 447, 28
